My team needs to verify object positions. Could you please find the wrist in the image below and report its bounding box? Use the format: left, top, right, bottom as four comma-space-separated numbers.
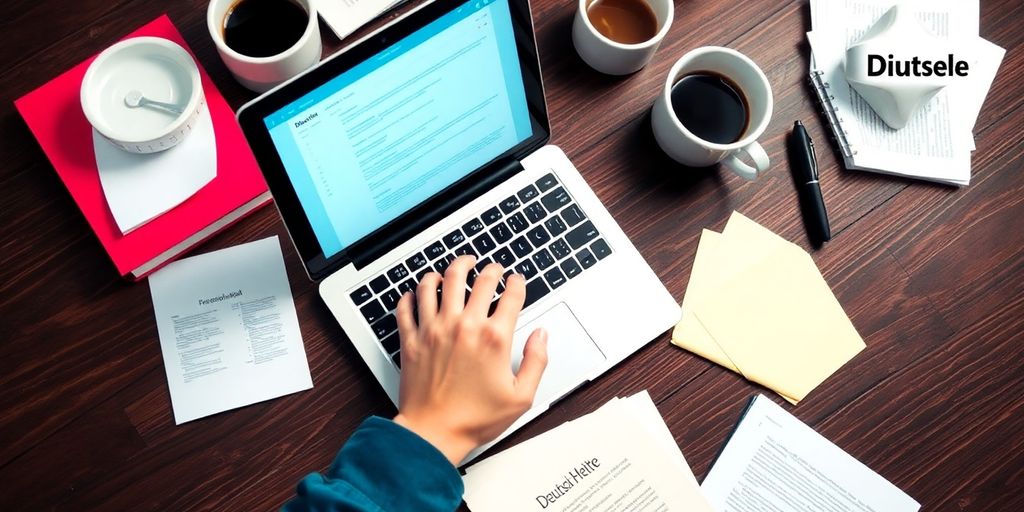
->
393, 413, 477, 466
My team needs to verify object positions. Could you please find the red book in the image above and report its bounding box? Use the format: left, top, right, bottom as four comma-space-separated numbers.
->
14, 15, 271, 281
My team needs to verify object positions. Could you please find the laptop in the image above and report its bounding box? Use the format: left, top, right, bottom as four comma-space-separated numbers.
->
237, 0, 680, 460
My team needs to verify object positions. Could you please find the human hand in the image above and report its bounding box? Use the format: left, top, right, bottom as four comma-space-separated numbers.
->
393, 255, 548, 465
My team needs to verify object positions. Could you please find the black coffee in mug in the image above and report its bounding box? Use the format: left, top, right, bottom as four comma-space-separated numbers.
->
223, 0, 308, 58
670, 72, 749, 144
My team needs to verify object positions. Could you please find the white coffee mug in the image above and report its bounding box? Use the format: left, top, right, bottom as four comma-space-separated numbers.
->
206, 0, 322, 92
572, 0, 673, 75
652, 47, 773, 180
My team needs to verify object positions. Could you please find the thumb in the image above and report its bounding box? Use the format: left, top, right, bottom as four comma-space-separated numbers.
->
515, 328, 549, 401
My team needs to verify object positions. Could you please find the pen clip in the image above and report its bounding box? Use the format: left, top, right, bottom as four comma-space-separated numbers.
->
808, 139, 819, 180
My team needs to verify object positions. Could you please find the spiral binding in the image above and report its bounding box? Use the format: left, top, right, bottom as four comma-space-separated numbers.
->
809, 70, 855, 159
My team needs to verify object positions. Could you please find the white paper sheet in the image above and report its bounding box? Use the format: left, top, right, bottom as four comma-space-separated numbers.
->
948, 37, 1007, 132
94, 102, 217, 234
463, 392, 712, 512
702, 395, 920, 512
318, 0, 409, 40
149, 236, 312, 424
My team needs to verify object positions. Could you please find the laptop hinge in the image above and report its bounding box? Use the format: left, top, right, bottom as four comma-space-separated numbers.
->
350, 158, 525, 269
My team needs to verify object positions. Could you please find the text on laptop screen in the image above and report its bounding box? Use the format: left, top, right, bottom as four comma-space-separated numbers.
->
265, 0, 531, 259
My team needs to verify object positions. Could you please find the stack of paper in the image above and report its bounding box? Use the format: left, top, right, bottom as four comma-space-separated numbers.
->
462, 391, 712, 512
671, 212, 865, 404
807, 0, 1005, 186
703, 395, 920, 511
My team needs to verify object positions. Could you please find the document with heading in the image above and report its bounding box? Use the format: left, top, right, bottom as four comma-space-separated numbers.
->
463, 391, 712, 512
702, 395, 920, 512
149, 236, 312, 424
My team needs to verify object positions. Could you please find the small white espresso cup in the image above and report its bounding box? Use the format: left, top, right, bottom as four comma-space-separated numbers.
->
652, 47, 773, 180
206, 0, 322, 92
572, 0, 673, 75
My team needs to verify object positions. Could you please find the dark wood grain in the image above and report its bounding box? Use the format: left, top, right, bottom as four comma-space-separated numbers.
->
1, 0, 1022, 509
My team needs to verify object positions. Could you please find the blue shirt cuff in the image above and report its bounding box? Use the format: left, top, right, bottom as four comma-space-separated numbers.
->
328, 416, 464, 510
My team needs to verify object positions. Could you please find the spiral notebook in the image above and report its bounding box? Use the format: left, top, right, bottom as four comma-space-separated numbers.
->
806, 0, 1004, 187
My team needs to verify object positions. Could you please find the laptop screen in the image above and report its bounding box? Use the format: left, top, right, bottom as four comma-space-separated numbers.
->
263, 0, 532, 259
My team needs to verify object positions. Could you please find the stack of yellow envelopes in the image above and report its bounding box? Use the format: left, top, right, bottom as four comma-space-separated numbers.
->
671, 212, 865, 404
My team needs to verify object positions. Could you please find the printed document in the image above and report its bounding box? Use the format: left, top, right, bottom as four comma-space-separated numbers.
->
463, 391, 712, 512
703, 395, 920, 512
149, 236, 312, 424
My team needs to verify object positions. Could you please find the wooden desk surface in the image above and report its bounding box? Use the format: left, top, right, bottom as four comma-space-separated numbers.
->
2, 0, 1022, 509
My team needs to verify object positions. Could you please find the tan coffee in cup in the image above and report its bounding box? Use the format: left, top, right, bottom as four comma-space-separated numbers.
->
572, 0, 673, 75
586, 0, 659, 45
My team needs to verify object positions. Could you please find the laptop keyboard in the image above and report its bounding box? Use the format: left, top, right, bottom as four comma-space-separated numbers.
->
347, 172, 613, 370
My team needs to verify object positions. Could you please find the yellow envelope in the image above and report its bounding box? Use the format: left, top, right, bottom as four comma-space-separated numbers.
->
672, 216, 805, 403
692, 248, 865, 402
673, 213, 800, 371
672, 212, 856, 404
671, 229, 740, 372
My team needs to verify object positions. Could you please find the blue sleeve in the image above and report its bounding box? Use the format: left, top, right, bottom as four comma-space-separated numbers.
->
282, 416, 464, 512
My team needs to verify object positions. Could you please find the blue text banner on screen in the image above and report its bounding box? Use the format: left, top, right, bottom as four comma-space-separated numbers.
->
266, 0, 531, 258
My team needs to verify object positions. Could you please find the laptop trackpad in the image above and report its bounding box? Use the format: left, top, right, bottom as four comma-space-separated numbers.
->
510, 302, 606, 407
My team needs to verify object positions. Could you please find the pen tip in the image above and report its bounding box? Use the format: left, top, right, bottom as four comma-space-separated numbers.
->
795, 120, 803, 127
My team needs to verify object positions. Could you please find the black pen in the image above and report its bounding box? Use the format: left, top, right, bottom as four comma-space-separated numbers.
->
788, 121, 831, 247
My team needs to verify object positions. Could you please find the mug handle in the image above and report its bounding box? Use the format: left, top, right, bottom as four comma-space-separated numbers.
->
722, 141, 769, 181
